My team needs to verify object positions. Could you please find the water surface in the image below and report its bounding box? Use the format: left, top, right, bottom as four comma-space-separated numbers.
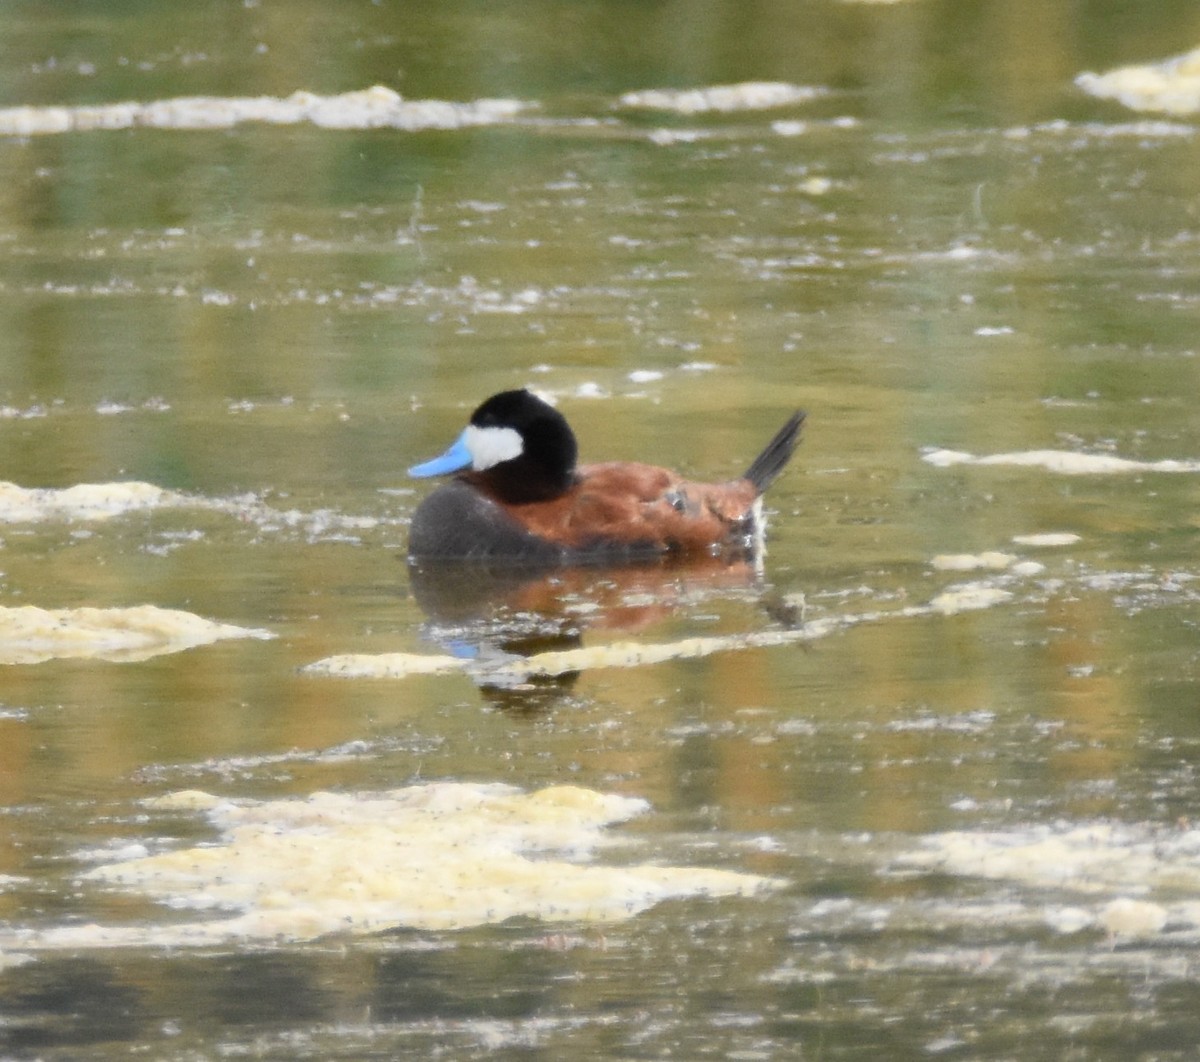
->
3, 2, 1200, 1058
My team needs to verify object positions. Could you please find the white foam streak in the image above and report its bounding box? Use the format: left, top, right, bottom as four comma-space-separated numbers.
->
1011, 532, 1081, 548
304, 585, 1023, 681
0, 479, 385, 542
0, 80, 846, 147
895, 821, 1200, 940
923, 448, 1200, 475
619, 82, 823, 114
0, 86, 527, 137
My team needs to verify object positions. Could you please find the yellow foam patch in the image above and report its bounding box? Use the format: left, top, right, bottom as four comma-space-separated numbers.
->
1077, 47, 1200, 115
303, 622, 849, 680
928, 585, 1014, 615
0, 605, 273, 664
0, 480, 185, 522
16, 783, 781, 948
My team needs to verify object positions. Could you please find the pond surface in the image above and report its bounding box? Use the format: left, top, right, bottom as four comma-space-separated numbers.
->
4, 2, 1200, 1058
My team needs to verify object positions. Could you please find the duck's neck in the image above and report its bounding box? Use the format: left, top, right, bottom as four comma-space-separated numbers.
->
469, 462, 577, 505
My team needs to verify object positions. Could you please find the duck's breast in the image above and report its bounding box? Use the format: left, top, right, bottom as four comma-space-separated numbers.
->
408, 478, 564, 561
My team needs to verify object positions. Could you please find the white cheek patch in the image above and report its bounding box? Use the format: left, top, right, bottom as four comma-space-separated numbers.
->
464, 424, 524, 471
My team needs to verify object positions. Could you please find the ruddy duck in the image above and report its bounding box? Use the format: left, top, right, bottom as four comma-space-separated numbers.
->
407, 389, 804, 562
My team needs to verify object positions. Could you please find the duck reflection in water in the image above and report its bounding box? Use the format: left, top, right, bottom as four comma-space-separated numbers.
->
407, 557, 780, 710
405, 390, 804, 709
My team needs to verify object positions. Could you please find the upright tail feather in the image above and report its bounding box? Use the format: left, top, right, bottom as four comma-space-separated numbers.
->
742, 410, 806, 495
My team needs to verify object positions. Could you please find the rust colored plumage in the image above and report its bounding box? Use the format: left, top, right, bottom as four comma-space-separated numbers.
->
464, 461, 760, 555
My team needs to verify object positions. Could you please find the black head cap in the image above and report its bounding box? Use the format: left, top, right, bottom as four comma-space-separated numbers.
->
470, 389, 578, 503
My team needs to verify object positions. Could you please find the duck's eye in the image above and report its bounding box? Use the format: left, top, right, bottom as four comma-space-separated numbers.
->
665, 489, 688, 513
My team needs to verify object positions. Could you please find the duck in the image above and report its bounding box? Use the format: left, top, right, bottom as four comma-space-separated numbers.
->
407, 388, 804, 563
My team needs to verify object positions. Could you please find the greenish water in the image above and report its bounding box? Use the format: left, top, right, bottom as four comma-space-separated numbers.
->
4, 2, 1200, 1058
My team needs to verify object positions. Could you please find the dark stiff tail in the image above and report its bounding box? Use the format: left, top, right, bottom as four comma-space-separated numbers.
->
743, 410, 806, 495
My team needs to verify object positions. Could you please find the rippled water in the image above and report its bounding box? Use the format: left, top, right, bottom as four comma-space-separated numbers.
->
4, 2, 1200, 1058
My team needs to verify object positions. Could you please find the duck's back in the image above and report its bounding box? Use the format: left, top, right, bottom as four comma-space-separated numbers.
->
521, 463, 759, 555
